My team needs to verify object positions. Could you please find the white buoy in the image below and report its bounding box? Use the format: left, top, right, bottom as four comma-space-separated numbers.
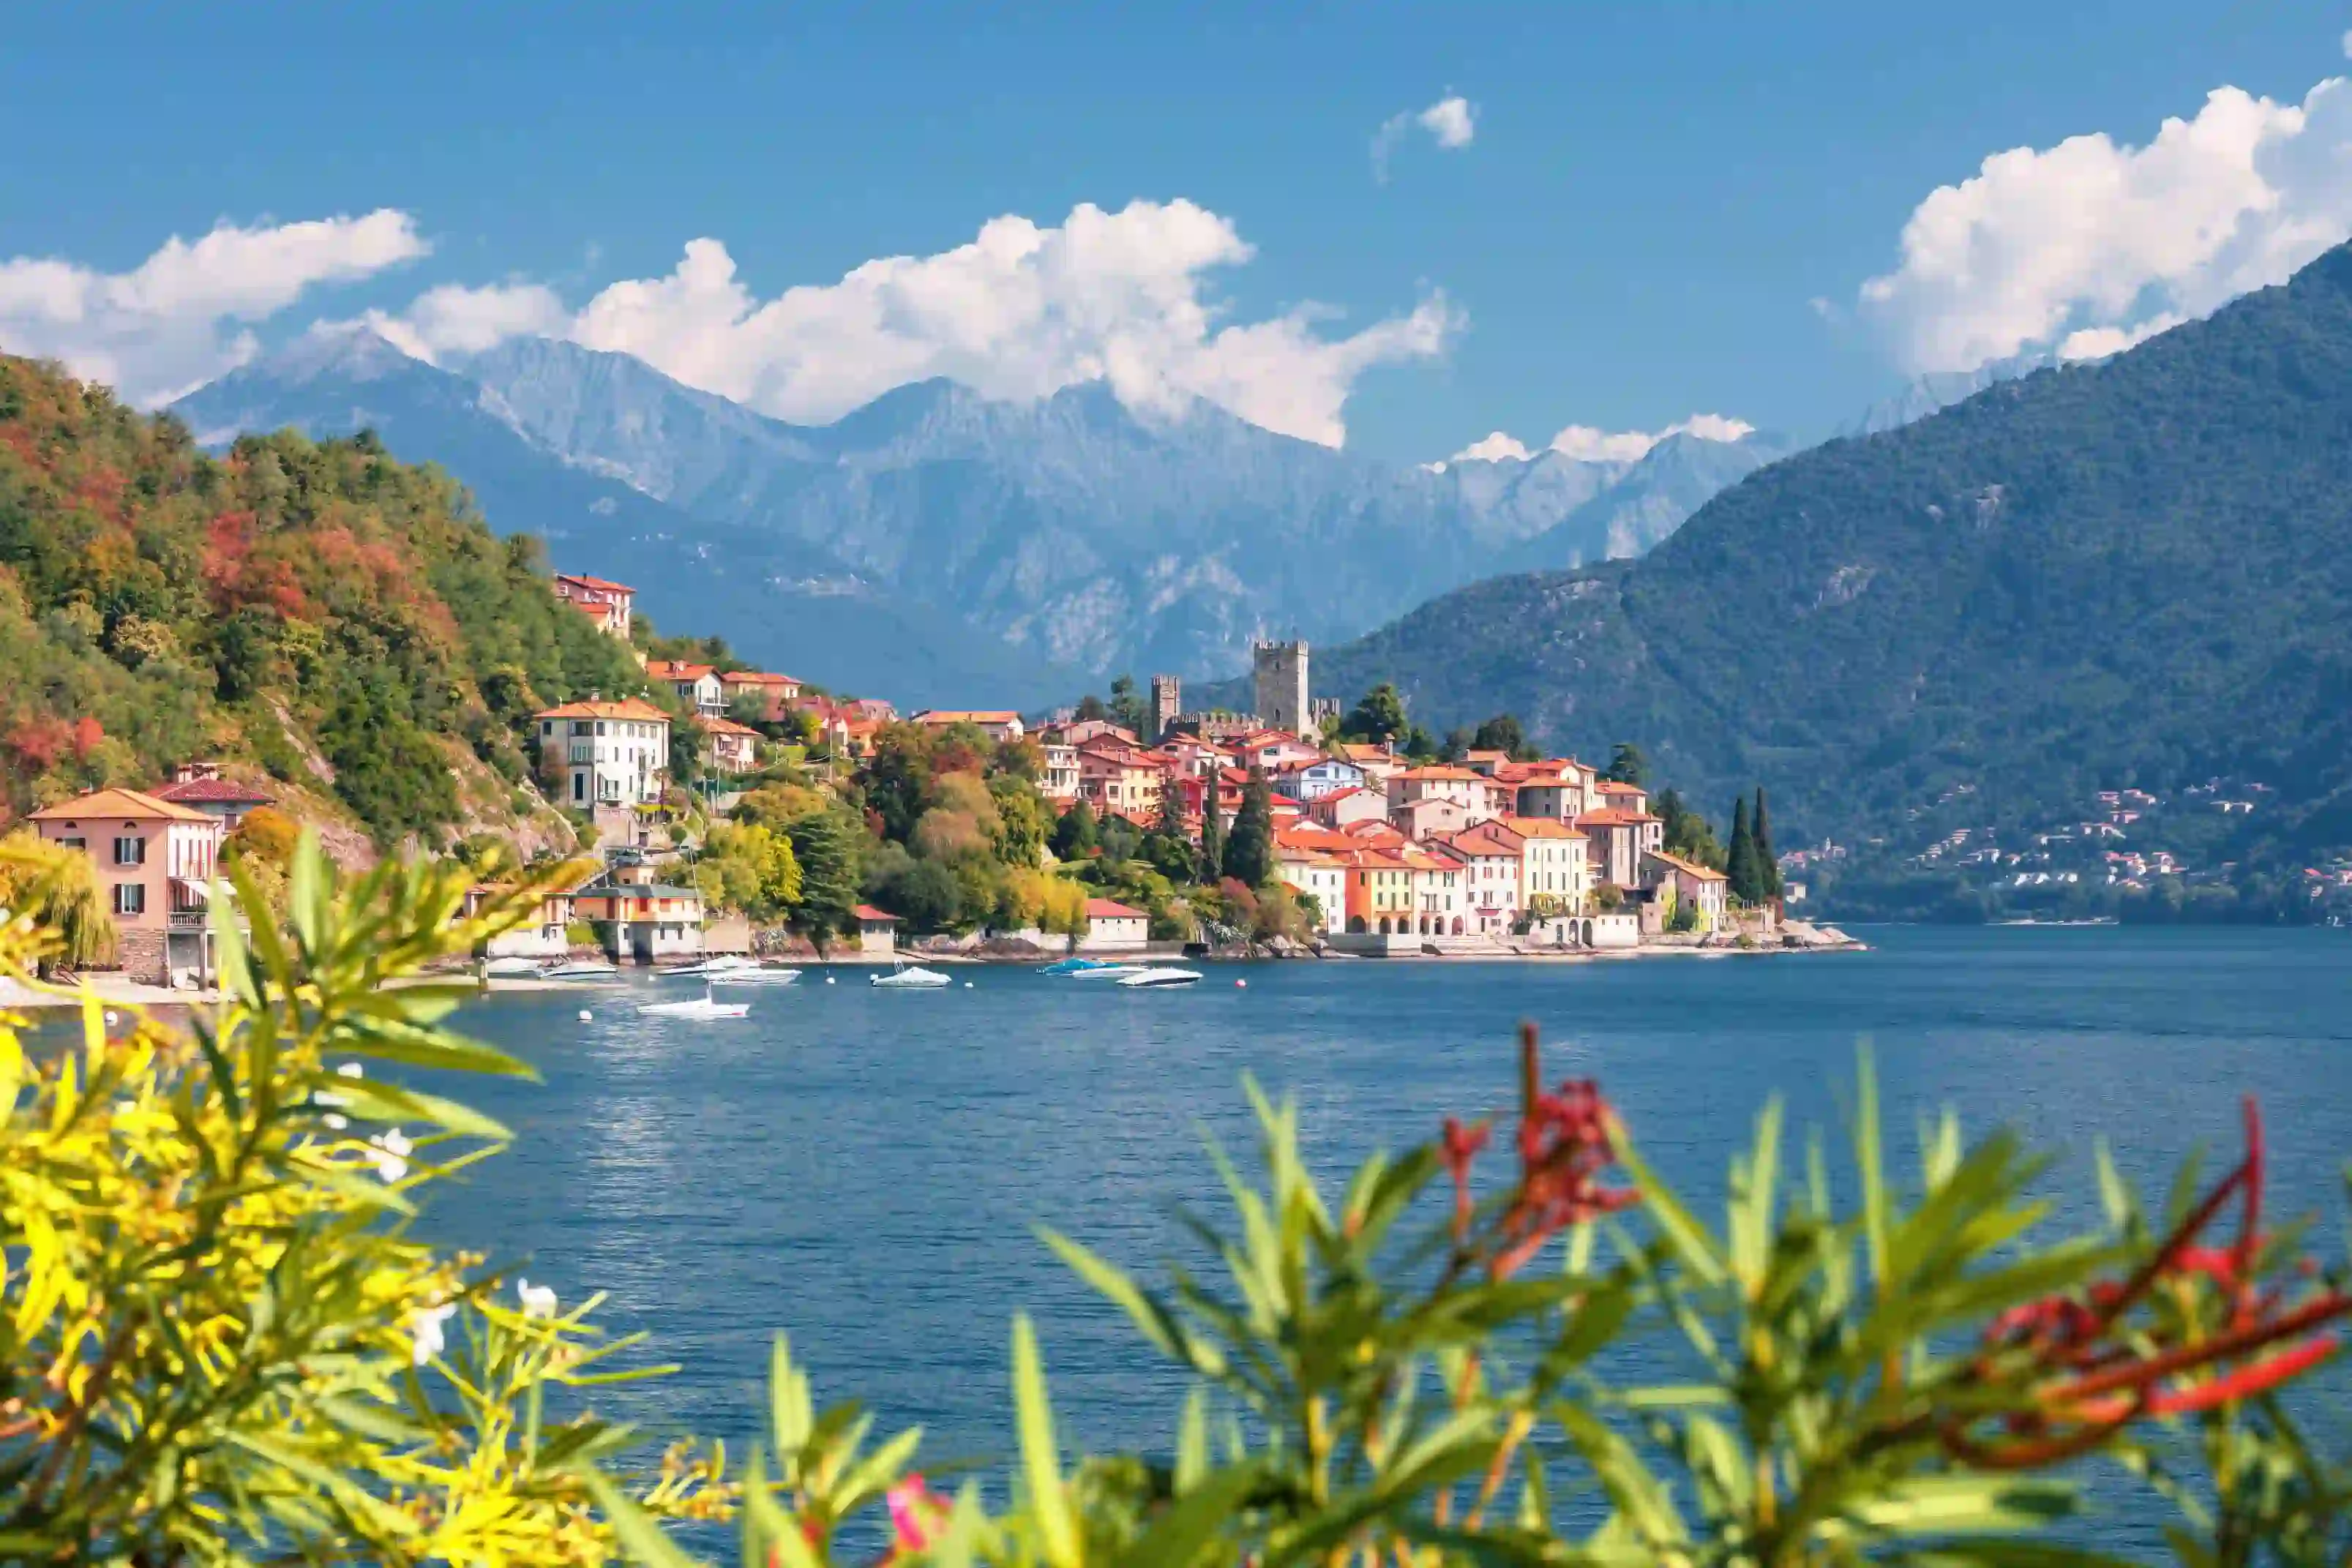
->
964, 980, 975, 989
578, 1009, 592, 1021
825, 975, 836, 985
103, 1009, 121, 1027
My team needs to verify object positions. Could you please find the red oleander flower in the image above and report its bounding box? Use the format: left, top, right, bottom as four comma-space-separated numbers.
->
1945, 1096, 2349, 1468
1443, 1024, 1636, 1280
885, 1473, 950, 1556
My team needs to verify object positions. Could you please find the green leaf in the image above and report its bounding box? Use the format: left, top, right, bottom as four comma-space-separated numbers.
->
329, 1014, 537, 1078
1039, 1225, 1226, 1376
1175, 1386, 1209, 1494
1012, 1313, 1079, 1566
1843, 1473, 2078, 1533
581, 1468, 708, 1567
1612, 1130, 1726, 1287
1856, 1041, 1891, 1291
1118, 1460, 1259, 1567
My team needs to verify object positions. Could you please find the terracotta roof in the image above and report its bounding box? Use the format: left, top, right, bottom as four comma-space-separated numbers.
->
854, 904, 900, 923
719, 670, 801, 686
152, 776, 275, 805
1596, 780, 1645, 795
1332, 743, 1394, 762
534, 697, 671, 721
31, 787, 213, 825
1646, 849, 1728, 882
1394, 765, 1485, 781
1430, 824, 1524, 858
1575, 809, 1658, 828
694, 715, 760, 736
1502, 817, 1589, 840
645, 660, 716, 680
554, 573, 634, 593
1085, 898, 1145, 919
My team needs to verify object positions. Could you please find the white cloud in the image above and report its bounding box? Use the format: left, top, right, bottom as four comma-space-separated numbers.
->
0, 211, 425, 405
2056, 311, 2187, 361
370, 199, 1458, 446
1374, 94, 1478, 181
359, 280, 565, 361
1449, 430, 1535, 463
1548, 413, 1755, 462
1859, 75, 2352, 372
2342, 28, 2352, 59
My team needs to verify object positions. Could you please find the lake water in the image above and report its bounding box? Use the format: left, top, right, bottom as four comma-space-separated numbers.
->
424, 926, 2352, 1542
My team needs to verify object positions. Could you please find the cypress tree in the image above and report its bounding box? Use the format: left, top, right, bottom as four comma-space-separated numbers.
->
1753, 787, 1781, 901
1225, 767, 1275, 887
1726, 796, 1759, 904
1199, 777, 1224, 881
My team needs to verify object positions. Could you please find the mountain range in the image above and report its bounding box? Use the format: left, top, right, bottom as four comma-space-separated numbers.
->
170, 331, 1791, 703
1283, 241, 2352, 885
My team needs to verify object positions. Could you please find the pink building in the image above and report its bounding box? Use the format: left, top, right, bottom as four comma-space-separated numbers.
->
29, 787, 231, 986
552, 573, 635, 637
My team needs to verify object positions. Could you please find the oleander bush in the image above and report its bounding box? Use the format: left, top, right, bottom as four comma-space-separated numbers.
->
1, 830, 2348, 1565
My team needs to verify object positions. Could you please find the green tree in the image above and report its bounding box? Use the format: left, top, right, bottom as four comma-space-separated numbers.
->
1753, 785, 1782, 901
1106, 673, 1147, 735
1438, 727, 1471, 763
1727, 794, 1761, 904
1469, 713, 1538, 760
784, 808, 861, 943
1343, 681, 1409, 743
987, 773, 1050, 866
1604, 741, 1649, 787
0, 832, 117, 975
873, 855, 962, 932
861, 723, 935, 842
1224, 766, 1275, 887
1049, 798, 1098, 860
1198, 777, 1224, 882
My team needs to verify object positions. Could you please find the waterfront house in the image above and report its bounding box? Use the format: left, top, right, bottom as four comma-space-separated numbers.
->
853, 904, 901, 956
645, 660, 725, 716
535, 699, 670, 808
913, 710, 1026, 742
1273, 847, 1347, 935
572, 863, 705, 962
1429, 822, 1527, 935
1083, 897, 1149, 951
694, 714, 760, 775
1390, 795, 1474, 840
718, 669, 802, 716
1341, 848, 1415, 934
1308, 785, 1389, 829
1574, 807, 1662, 891
29, 787, 232, 986
1270, 757, 1367, 802
1502, 817, 1591, 915
1400, 847, 1466, 935
1639, 849, 1729, 931
552, 573, 635, 638
151, 761, 274, 830
1076, 739, 1167, 819
462, 874, 589, 962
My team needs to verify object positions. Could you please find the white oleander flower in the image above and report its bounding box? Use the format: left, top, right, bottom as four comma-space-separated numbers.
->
517, 1278, 558, 1318
408, 1301, 457, 1366
366, 1127, 412, 1183
336, 1062, 364, 1079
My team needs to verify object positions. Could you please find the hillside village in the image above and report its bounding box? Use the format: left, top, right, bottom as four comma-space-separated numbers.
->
18, 557, 1837, 989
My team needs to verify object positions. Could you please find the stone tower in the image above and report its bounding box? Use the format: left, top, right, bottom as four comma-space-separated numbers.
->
1252, 640, 1310, 736
1148, 674, 1182, 741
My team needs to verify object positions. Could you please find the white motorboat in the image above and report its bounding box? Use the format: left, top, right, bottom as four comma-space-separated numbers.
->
709, 966, 801, 987
870, 962, 951, 989
659, 955, 758, 979
1117, 967, 1203, 989
640, 989, 752, 1020
541, 958, 620, 980
482, 956, 546, 978
1068, 964, 1149, 980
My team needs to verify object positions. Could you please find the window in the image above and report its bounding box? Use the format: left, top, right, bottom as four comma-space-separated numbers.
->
596, 721, 608, 737
573, 721, 592, 738
541, 721, 553, 737
572, 773, 585, 803
113, 836, 146, 867
56, 836, 85, 852
114, 882, 146, 916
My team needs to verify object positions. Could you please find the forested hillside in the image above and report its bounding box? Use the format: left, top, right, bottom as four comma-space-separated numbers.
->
0, 354, 645, 848
1301, 242, 2352, 912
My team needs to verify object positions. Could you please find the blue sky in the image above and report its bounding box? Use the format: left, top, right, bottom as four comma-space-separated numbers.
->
1, 1, 2347, 462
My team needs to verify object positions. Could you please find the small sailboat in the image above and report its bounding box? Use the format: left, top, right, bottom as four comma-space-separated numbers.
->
709, 965, 801, 987
870, 961, 951, 989
659, 955, 758, 979
640, 986, 752, 1020
541, 957, 620, 980
1117, 967, 1203, 989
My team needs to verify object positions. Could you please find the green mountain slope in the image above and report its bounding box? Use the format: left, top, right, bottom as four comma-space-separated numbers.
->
1301, 243, 2352, 903
0, 354, 649, 850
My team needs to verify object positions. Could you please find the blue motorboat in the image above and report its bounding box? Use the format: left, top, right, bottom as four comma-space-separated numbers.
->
1035, 957, 1120, 975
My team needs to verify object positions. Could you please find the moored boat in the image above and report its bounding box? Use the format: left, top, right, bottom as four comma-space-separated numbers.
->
870, 962, 952, 989
482, 956, 547, 978
1037, 957, 1119, 975
1117, 967, 1202, 989
1068, 964, 1149, 980
659, 955, 759, 979
640, 989, 752, 1019
541, 958, 620, 980
708, 966, 801, 986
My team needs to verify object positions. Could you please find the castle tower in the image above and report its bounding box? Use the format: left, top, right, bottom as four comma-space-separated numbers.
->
1148, 674, 1182, 742
1252, 640, 1310, 736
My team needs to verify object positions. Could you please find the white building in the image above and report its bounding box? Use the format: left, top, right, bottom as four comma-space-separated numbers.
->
1275, 848, 1347, 934
1084, 898, 1150, 951
1505, 818, 1590, 915
535, 699, 672, 808
645, 661, 725, 716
